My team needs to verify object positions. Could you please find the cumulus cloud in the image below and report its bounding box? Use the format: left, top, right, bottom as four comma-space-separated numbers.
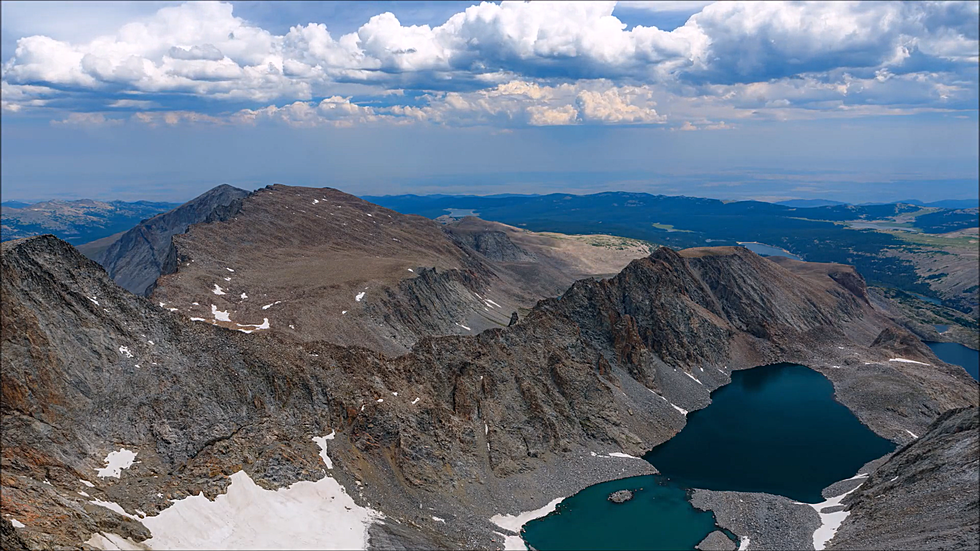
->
1, 1, 975, 126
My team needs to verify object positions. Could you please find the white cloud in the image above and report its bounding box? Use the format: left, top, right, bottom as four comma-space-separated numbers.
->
0, 1, 974, 125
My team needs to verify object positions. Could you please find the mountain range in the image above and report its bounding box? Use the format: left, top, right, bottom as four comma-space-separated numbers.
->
1, 184, 977, 550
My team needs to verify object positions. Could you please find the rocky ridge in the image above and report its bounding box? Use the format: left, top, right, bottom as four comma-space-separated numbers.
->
96, 184, 249, 296
1, 224, 977, 549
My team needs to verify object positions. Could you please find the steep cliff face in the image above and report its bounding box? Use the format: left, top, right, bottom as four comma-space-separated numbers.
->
829, 406, 979, 550
97, 184, 248, 296
2, 234, 976, 550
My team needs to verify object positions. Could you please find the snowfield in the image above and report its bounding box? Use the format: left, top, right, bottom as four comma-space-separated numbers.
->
87, 469, 381, 550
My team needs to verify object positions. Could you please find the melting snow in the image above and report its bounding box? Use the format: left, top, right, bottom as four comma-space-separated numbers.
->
905, 429, 918, 438
671, 403, 689, 416
889, 358, 929, 365
80, 479, 95, 488
96, 448, 137, 478
683, 371, 704, 385
87, 470, 381, 550
79, 490, 90, 497
607, 452, 640, 459
211, 305, 231, 322
810, 478, 867, 550
10, 518, 25, 528
491, 497, 565, 534
312, 431, 336, 469
261, 301, 281, 310
212, 284, 226, 295
235, 319, 270, 333
355, 292, 366, 302
739, 536, 751, 550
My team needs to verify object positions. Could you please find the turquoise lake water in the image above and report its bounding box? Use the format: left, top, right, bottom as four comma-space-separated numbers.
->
522, 363, 896, 550
927, 341, 979, 381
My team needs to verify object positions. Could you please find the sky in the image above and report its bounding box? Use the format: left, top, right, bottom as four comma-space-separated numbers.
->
1, 1, 978, 204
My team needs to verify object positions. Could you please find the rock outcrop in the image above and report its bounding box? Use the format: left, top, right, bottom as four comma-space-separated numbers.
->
829, 406, 979, 550
97, 184, 248, 296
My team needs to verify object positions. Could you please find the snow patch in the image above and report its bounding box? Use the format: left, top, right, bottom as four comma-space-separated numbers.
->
80, 479, 95, 488
432, 516, 445, 523
485, 298, 502, 308
235, 318, 270, 333
89, 297, 100, 305
240, 293, 247, 300
118, 346, 134, 358
355, 292, 365, 302
189, 317, 206, 322
411, 397, 420, 405
905, 429, 918, 438
810, 479, 866, 550
457, 323, 472, 331
96, 448, 137, 478
407, 268, 413, 272
211, 305, 231, 322
671, 403, 688, 416
738, 535, 751, 550
261, 301, 282, 310
312, 431, 336, 469
607, 452, 640, 459
682, 371, 703, 385
312, 199, 319, 204
88, 470, 381, 550
226, 268, 235, 272
10, 518, 25, 528
888, 358, 929, 365
212, 284, 226, 295
491, 497, 564, 534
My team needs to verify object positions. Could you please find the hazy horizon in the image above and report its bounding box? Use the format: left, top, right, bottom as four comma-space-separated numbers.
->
2, 1, 978, 204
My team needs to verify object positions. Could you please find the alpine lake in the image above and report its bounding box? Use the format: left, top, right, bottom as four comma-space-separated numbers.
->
521, 363, 898, 550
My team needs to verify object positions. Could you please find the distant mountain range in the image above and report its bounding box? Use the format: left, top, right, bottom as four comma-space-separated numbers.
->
1, 199, 180, 245
774, 198, 980, 209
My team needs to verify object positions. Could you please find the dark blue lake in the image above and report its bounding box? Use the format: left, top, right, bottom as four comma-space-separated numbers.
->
522, 363, 896, 550
927, 341, 979, 381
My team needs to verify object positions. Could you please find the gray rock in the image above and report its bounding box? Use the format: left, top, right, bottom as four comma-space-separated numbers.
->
829, 407, 979, 551
607, 490, 633, 503
97, 184, 248, 295
696, 530, 737, 551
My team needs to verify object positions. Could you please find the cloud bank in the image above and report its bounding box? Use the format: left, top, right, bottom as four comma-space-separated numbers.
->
2, 1, 977, 128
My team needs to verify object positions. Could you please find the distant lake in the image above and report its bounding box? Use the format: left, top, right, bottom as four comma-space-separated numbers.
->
927, 341, 979, 381
444, 208, 479, 218
738, 242, 802, 260
522, 364, 896, 549
907, 291, 942, 306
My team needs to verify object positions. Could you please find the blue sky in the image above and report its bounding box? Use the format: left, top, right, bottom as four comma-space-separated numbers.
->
1, 1, 977, 203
